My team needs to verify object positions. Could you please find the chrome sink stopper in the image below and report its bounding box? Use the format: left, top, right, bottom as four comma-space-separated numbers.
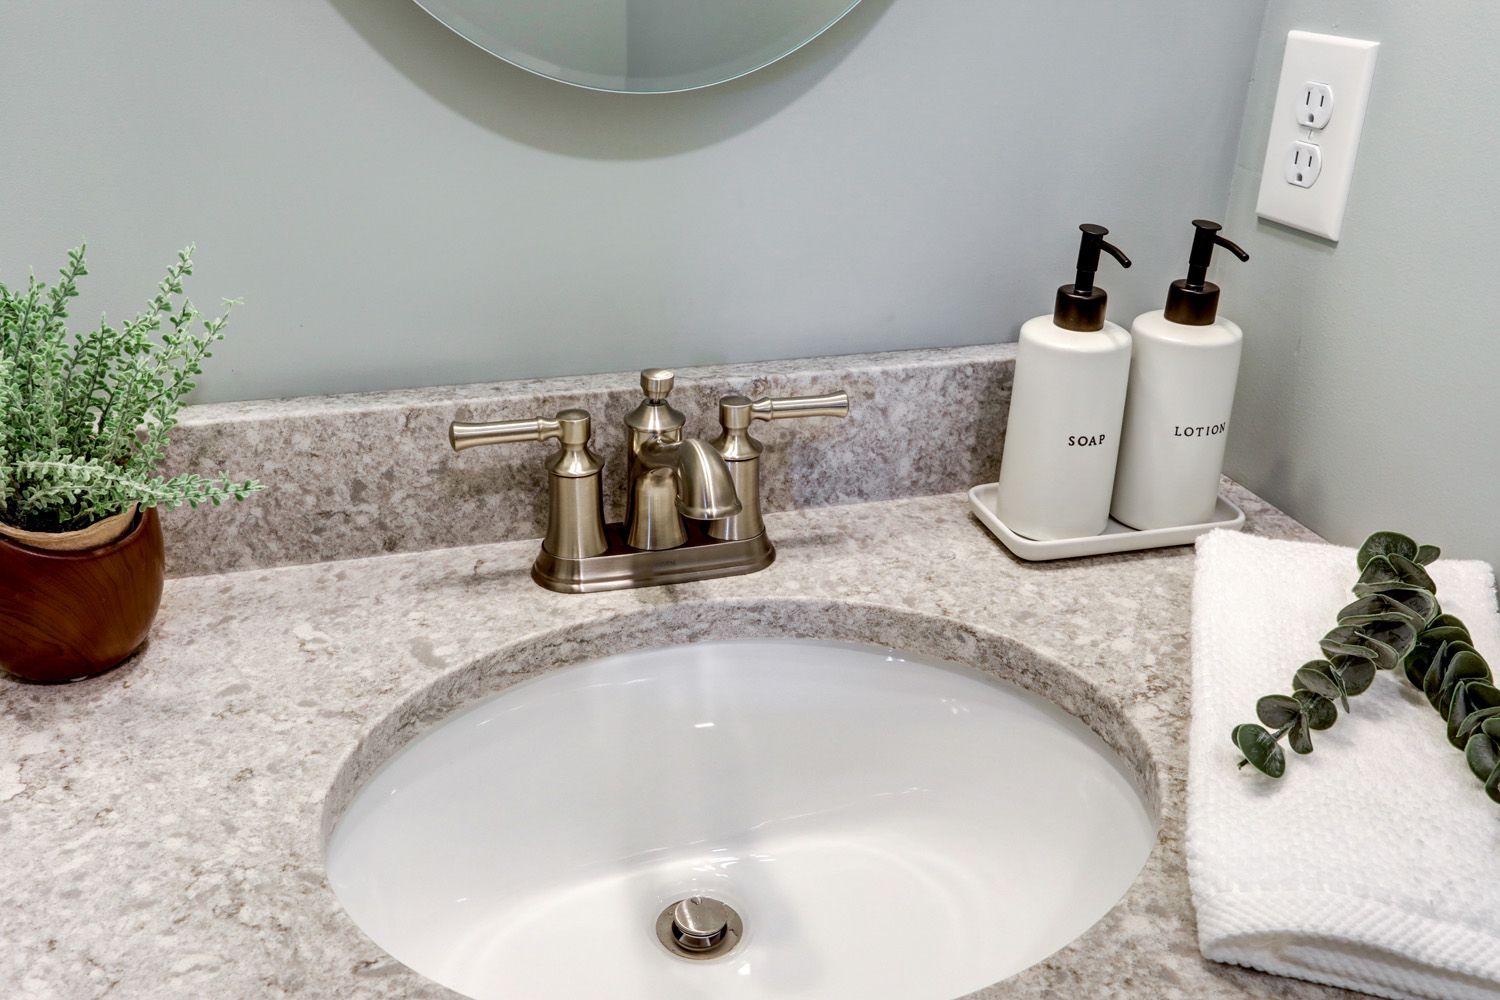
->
656, 896, 743, 959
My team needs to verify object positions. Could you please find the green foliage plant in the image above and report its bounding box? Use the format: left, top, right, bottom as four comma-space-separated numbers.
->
1233, 531, 1500, 805
0, 245, 263, 533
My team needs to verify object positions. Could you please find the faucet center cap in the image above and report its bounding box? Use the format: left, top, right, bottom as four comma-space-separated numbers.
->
640, 368, 675, 399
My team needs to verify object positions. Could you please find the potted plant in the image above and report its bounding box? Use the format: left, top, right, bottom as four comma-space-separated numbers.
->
0, 245, 262, 682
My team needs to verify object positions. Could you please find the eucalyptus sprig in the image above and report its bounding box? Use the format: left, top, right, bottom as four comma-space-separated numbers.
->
1232, 531, 1500, 805
0, 244, 263, 532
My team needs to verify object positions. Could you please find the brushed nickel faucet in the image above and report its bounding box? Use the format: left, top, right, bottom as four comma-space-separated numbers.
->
449, 368, 848, 593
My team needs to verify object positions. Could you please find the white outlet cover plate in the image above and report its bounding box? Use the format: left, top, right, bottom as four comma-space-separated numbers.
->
1256, 31, 1379, 241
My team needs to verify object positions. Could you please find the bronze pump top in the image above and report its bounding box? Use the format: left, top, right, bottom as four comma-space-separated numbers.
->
1164, 220, 1250, 326
1054, 223, 1132, 332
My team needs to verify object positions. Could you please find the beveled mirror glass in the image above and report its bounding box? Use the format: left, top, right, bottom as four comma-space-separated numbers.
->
410, 0, 864, 93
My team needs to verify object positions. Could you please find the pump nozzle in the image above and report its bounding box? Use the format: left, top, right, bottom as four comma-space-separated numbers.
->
1165, 220, 1249, 325
1071, 224, 1132, 295
1055, 224, 1132, 332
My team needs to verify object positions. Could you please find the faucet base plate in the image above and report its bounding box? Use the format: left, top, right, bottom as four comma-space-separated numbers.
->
531, 522, 774, 594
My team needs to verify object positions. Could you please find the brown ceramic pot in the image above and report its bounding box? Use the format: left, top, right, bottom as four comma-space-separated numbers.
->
0, 507, 165, 683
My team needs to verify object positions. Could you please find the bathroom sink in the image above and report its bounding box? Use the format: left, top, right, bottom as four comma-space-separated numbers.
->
325, 639, 1155, 1000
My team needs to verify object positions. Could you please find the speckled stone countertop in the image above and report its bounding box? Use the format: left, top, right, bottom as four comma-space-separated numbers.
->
1, 482, 1365, 1000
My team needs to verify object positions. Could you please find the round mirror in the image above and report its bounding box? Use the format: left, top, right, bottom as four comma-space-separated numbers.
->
409, 0, 865, 93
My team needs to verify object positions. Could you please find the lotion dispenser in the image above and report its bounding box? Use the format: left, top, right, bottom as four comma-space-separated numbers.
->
1111, 220, 1249, 530
995, 224, 1132, 540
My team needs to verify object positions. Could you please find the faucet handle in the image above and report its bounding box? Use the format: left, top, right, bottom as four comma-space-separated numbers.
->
450, 409, 607, 562
718, 390, 850, 431
751, 391, 849, 422
449, 409, 590, 452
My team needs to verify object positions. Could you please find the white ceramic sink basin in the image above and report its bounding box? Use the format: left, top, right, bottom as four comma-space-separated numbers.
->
325, 639, 1155, 1000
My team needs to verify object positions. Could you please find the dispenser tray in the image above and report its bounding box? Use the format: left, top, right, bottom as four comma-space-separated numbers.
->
967, 483, 1244, 562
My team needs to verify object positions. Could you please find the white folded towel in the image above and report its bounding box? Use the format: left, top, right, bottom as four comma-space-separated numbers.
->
1188, 528, 1500, 1000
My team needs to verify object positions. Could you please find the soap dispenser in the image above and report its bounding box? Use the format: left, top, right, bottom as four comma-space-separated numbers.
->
1111, 220, 1249, 530
995, 223, 1133, 540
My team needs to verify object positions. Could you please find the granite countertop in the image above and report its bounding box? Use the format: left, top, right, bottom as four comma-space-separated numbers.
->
1, 482, 1365, 1000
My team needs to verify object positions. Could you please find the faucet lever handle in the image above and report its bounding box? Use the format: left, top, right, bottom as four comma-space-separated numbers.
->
449, 409, 590, 452
717, 391, 849, 431
749, 391, 850, 423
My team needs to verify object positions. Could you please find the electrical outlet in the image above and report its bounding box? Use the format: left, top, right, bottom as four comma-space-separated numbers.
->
1283, 141, 1322, 187
1256, 31, 1379, 241
1297, 82, 1334, 129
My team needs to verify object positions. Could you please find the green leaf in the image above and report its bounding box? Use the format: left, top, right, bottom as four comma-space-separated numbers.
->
1335, 657, 1376, 699
1459, 705, 1500, 742
1423, 641, 1461, 709
1295, 688, 1338, 730
1446, 683, 1500, 746
1293, 660, 1343, 701
1357, 532, 1418, 571
1425, 660, 1444, 707
1359, 620, 1416, 664
1483, 716, 1500, 741
1257, 694, 1301, 729
1352, 555, 1407, 597
1287, 714, 1314, 755
1233, 724, 1286, 778
1416, 544, 1441, 566
1388, 553, 1436, 594
1467, 681, 1500, 711
1403, 634, 1443, 689
1438, 651, 1492, 718
1447, 682, 1493, 748
1428, 640, 1479, 683
1488, 762, 1500, 804
1337, 593, 1424, 630
1321, 626, 1378, 664
1465, 732, 1500, 782
1382, 588, 1440, 626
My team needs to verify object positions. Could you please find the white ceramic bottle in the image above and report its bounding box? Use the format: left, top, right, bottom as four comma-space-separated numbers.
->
1111, 220, 1249, 530
996, 224, 1133, 540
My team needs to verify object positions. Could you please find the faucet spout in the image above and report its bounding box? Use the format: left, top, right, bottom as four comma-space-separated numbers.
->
639, 437, 741, 520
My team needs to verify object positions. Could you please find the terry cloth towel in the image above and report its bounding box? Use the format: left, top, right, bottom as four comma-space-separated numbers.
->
1188, 528, 1500, 1000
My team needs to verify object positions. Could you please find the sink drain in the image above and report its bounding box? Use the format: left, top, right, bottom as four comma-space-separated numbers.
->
655, 897, 743, 960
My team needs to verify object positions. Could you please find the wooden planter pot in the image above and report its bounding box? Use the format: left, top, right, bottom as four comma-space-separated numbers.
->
0, 507, 165, 683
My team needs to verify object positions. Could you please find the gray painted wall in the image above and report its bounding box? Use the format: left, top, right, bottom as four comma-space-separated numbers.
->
1, 0, 1263, 404
1219, 1, 1500, 568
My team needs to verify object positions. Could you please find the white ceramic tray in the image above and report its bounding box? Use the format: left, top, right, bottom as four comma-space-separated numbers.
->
967, 483, 1245, 562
